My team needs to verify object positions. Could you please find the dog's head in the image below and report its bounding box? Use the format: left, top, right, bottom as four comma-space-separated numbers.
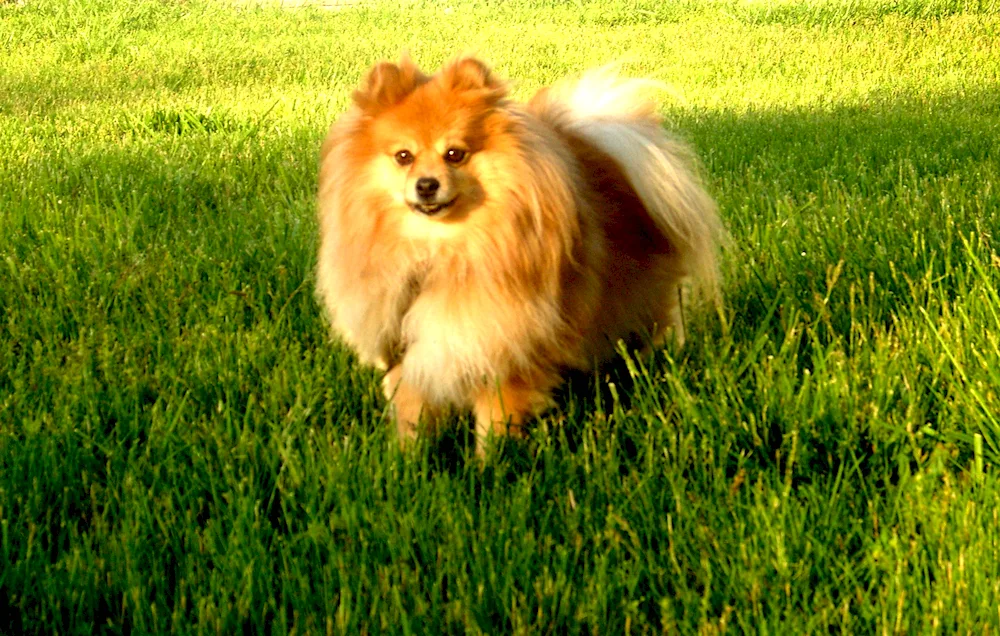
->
346, 56, 511, 225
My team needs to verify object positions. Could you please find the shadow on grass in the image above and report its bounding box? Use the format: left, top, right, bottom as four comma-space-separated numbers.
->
410, 86, 1000, 480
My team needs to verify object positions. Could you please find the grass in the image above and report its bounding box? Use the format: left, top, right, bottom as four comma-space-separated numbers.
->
2, 0, 1000, 632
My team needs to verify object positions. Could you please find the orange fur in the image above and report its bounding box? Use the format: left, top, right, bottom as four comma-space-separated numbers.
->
316, 57, 722, 453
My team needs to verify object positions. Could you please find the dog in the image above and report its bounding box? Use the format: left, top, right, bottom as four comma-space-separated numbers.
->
316, 56, 721, 452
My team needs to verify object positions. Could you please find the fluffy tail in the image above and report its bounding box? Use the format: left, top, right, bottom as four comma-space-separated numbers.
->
529, 68, 723, 304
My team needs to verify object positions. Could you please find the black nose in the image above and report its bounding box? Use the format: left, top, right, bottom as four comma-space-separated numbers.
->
415, 177, 440, 200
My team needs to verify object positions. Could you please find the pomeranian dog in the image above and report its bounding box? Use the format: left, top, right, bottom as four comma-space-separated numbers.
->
316, 56, 721, 452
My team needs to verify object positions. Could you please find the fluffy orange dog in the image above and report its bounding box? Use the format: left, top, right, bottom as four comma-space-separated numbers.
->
317, 56, 721, 452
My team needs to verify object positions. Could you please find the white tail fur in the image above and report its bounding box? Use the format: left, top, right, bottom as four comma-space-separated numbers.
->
533, 68, 722, 301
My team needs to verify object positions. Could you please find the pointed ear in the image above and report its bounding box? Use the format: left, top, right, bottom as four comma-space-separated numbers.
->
352, 56, 428, 112
444, 58, 508, 101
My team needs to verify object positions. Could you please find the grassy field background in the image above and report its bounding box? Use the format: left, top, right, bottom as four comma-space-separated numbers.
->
2, 0, 1000, 632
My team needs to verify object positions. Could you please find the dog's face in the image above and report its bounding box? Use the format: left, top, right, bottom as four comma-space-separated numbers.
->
372, 110, 476, 219
348, 57, 511, 228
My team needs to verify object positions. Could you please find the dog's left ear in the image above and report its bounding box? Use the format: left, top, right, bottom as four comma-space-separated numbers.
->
445, 58, 508, 102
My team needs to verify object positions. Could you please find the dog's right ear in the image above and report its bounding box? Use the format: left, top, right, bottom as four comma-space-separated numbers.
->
352, 57, 428, 112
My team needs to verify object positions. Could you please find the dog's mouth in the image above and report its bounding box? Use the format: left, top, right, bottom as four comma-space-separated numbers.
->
409, 199, 456, 217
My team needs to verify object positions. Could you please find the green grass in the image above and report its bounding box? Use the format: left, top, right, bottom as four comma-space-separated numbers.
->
2, 0, 1000, 632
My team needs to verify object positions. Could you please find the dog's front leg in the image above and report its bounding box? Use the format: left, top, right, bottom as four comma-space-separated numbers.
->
472, 379, 541, 455
381, 365, 430, 444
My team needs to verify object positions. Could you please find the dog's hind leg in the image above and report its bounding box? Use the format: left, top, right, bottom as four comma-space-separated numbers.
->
651, 284, 686, 350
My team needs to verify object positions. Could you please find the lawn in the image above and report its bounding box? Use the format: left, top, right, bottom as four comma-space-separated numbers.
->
2, 0, 999, 632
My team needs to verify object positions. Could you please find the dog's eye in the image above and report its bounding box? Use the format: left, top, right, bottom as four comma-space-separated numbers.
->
444, 148, 467, 164
394, 150, 414, 166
